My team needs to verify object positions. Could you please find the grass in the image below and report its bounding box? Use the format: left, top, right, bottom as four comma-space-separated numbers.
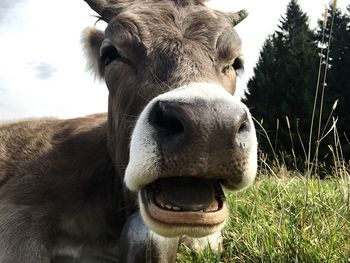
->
177, 175, 350, 262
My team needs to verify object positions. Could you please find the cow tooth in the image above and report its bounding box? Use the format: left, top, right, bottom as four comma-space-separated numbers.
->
204, 207, 216, 212
172, 206, 180, 211
165, 204, 172, 210
160, 203, 166, 208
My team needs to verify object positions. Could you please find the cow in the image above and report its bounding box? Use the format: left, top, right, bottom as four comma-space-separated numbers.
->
0, 0, 257, 262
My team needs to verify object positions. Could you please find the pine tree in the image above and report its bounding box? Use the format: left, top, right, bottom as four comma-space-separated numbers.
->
247, 0, 319, 166
247, 37, 279, 123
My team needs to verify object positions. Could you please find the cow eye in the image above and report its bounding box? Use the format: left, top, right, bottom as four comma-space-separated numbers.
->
232, 57, 243, 71
222, 57, 244, 74
100, 41, 122, 67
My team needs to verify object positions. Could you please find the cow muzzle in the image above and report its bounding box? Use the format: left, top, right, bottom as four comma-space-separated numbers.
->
125, 82, 257, 237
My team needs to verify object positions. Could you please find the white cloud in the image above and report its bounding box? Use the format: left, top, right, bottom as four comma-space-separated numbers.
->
0, 0, 108, 120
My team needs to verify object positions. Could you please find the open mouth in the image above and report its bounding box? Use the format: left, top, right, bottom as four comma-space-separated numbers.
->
140, 177, 228, 228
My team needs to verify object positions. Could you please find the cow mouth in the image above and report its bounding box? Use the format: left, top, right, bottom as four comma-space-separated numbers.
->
140, 177, 228, 227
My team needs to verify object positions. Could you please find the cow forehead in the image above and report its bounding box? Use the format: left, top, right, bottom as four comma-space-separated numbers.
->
104, 2, 241, 53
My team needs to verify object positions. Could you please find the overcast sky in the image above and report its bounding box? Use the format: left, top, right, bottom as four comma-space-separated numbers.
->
0, 0, 348, 120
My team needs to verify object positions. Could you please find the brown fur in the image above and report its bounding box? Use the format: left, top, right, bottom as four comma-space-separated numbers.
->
0, 114, 136, 262
0, 0, 252, 262
85, 0, 243, 176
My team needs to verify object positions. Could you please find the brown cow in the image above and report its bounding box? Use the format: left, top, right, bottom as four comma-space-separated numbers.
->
0, 0, 257, 262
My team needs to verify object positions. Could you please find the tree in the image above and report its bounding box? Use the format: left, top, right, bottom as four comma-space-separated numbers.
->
247, 0, 319, 168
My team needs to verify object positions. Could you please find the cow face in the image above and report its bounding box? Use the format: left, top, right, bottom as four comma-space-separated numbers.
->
84, 0, 257, 238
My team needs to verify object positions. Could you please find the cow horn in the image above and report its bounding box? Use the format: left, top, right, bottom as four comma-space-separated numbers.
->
225, 9, 248, 26
84, 0, 114, 21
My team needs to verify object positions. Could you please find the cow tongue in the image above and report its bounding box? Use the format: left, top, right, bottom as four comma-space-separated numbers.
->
155, 177, 217, 211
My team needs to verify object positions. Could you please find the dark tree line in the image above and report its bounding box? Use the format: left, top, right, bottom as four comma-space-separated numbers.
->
246, 0, 350, 170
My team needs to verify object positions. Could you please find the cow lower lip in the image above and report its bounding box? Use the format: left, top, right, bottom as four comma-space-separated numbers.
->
140, 177, 228, 226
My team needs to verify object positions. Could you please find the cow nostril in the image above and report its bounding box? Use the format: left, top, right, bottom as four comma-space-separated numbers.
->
150, 101, 184, 139
235, 111, 250, 134
238, 120, 250, 134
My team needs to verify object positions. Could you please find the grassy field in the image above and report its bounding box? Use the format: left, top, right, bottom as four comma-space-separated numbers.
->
177, 175, 350, 263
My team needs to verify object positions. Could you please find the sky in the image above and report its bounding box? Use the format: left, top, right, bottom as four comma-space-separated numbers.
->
0, 0, 348, 120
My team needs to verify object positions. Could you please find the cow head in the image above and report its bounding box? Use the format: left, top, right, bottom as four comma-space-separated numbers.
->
83, 0, 257, 238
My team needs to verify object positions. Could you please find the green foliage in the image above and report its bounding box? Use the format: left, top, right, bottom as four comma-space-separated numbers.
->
177, 176, 350, 262
247, 0, 319, 166
246, 0, 350, 169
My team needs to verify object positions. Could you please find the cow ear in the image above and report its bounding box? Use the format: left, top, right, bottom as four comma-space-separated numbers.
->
82, 27, 105, 79
225, 10, 248, 27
